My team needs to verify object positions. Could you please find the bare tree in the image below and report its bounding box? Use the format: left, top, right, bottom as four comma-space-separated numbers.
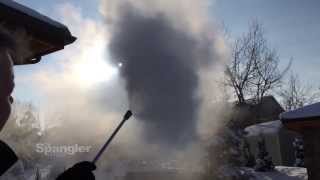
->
225, 22, 290, 105
279, 73, 320, 111
225, 26, 257, 104
251, 49, 290, 103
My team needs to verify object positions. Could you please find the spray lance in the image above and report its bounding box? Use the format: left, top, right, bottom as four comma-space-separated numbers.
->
92, 110, 133, 164
55, 111, 133, 180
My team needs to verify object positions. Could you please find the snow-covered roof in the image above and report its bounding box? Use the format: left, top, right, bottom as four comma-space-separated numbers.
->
280, 102, 320, 122
0, 0, 65, 28
245, 120, 282, 137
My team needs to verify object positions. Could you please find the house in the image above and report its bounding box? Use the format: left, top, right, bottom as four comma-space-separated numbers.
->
239, 96, 304, 167
281, 102, 320, 180
245, 120, 300, 166
232, 96, 284, 128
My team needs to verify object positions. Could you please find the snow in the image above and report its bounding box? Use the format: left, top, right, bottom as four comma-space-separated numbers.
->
0, 0, 65, 28
246, 166, 307, 180
245, 120, 282, 137
280, 102, 320, 120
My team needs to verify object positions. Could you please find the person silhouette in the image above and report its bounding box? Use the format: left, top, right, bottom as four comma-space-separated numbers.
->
0, 28, 96, 179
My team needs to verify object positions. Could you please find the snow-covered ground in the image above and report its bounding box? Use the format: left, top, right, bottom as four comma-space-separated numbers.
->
246, 166, 307, 180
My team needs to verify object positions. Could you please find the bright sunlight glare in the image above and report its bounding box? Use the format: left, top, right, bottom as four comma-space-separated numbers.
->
71, 39, 118, 87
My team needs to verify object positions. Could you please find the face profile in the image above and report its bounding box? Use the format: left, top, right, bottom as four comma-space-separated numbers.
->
0, 49, 15, 131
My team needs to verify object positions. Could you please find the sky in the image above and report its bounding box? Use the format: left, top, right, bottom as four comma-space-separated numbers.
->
213, 0, 320, 84
12, 0, 320, 103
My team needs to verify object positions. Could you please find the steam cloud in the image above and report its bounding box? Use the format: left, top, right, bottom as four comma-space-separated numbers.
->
6, 1, 230, 178
102, 0, 223, 146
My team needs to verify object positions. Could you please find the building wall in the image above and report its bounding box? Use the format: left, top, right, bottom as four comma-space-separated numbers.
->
246, 129, 300, 166
279, 128, 300, 166
246, 133, 282, 165
303, 130, 320, 180
234, 96, 284, 128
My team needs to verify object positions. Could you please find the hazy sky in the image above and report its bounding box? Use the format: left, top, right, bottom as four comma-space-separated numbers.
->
213, 0, 320, 84
12, 0, 320, 103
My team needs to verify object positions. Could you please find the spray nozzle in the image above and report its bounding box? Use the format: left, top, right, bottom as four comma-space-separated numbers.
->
124, 110, 133, 120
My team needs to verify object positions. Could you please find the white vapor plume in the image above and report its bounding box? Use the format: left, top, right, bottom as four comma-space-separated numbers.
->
100, 0, 213, 35
98, 0, 232, 178
100, 0, 229, 146
12, 0, 231, 178
20, 2, 145, 167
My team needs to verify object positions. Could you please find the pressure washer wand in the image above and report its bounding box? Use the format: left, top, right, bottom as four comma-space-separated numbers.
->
92, 110, 133, 164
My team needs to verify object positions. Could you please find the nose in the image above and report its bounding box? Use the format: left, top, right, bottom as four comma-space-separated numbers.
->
9, 96, 13, 104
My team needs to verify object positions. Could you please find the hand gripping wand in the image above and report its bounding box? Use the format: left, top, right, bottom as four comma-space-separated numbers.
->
92, 110, 133, 164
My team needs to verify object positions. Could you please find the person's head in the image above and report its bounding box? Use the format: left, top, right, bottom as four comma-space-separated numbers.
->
0, 28, 16, 131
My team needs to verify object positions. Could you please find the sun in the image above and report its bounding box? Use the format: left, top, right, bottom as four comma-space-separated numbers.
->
71, 38, 118, 87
